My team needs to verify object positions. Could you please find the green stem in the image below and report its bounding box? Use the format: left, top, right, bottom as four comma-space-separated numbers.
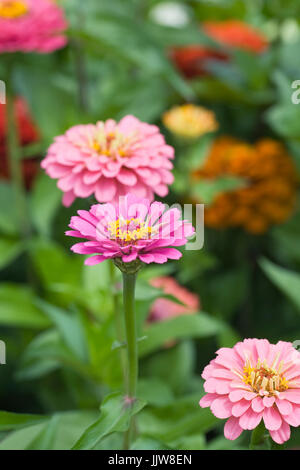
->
250, 421, 266, 449
109, 261, 127, 387
5, 60, 31, 240
122, 272, 138, 450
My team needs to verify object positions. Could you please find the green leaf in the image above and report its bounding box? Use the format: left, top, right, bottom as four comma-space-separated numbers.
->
143, 341, 195, 395
139, 313, 222, 357
260, 258, 300, 312
30, 173, 62, 237
0, 238, 23, 270
137, 378, 174, 407
25, 415, 60, 450
0, 183, 18, 235
0, 411, 46, 431
0, 284, 50, 328
30, 239, 83, 303
191, 176, 247, 204
0, 411, 98, 450
36, 300, 89, 362
72, 392, 146, 450
139, 393, 218, 445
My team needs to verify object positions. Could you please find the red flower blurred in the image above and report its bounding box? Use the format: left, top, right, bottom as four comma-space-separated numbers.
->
171, 20, 268, 79
0, 97, 40, 189
148, 276, 200, 322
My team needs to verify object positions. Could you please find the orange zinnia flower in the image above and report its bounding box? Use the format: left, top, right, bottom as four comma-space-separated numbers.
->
192, 137, 298, 234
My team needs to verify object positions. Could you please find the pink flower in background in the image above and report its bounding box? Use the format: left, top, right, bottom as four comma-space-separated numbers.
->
199, 338, 300, 444
42, 116, 174, 207
0, 0, 67, 53
66, 193, 194, 265
149, 276, 200, 322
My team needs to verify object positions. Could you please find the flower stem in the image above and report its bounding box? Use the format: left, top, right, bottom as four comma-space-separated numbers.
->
5, 60, 31, 240
250, 421, 266, 449
122, 271, 138, 450
109, 261, 127, 386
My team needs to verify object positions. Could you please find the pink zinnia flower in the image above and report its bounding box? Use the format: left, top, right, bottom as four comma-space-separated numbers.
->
66, 194, 194, 266
41, 116, 174, 207
0, 0, 67, 54
149, 276, 200, 322
199, 338, 300, 444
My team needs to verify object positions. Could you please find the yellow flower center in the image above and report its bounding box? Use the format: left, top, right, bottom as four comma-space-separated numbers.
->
243, 358, 289, 396
0, 0, 28, 18
107, 217, 152, 244
90, 127, 137, 160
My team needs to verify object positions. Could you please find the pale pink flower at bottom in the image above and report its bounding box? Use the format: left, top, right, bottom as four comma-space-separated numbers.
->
199, 338, 300, 444
148, 276, 200, 322
66, 194, 194, 266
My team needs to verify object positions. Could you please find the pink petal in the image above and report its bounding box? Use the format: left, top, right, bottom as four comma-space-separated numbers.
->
269, 421, 290, 445
84, 255, 107, 265
232, 399, 251, 418
210, 396, 233, 419
263, 406, 282, 431
239, 408, 263, 430
275, 399, 292, 416
251, 397, 264, 413
62, 190, 76, 207
117, 168, 138, 186
263, 396, 275, 408
199, 393, 218, 408
95, 178, 117, 202
224, 417, 243, 441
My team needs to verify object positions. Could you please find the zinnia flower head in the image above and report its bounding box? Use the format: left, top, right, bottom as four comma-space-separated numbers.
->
42, 115, 175, 207
192, 137, 298, 234
162, 104, 218, 139
66, 194, 194, 270
171, 20, 268, 79
0, 0, 67, 53
149, 276, 200, 322
0, 97, 40, 188
199, 338, 300, 444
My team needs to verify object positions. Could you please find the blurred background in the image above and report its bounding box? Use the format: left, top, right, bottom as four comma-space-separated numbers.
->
1, 0, 300, 450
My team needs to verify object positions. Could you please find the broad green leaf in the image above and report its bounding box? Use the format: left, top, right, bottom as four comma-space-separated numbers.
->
191, 177, 247, 205
0, 411, 46, 431
137, 378, 174, 407
260, 258, 300, 312
139, 313, 222, 357
0, 411, 98, 450
36, 300, 89, 362
143, 341, 195, 395
0, 284, 50, 328
139, 393, 218, 445
0, 238, 23, 270
30, 172, 61, 237
26, 415, 60, 450
72, 392, 146, 450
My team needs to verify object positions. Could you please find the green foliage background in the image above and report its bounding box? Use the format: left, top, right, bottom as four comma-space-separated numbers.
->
0, 0, 300, 450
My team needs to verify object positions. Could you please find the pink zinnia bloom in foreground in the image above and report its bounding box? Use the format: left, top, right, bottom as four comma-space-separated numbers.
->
199, 339, 300, 444
0, 0, 67, 53
66, 194, 194, 265
149, 276, 200, 322
42, 116, 174, 207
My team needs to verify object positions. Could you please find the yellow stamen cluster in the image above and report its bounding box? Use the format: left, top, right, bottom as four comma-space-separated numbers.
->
0, 0, 28, 18
108, 218, 152, 244
162, 104, 218, 139
89, 127, 136, 159
242, 358, 289, 396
